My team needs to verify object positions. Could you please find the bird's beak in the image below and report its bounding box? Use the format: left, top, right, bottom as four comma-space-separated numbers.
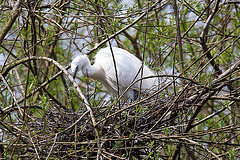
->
69, 66, 79, 87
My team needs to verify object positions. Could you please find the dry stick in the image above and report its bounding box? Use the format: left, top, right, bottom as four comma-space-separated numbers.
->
171, 32, 240, 160
34, 12, 63, 29
191, 107, 226, 128
0, 74, 24, 117
0, 0, 23, 44
13, 68, 25, 97
46, 111, 89, 160
210, 59, 240, 85
26, 128, 40, 159
210, 95, 240, 102
180, 138, 220, 160
0, 75, 40, 159
101, 150, 125, 159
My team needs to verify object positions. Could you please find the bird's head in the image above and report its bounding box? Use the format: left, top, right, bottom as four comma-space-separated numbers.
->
71, 55, 89, 80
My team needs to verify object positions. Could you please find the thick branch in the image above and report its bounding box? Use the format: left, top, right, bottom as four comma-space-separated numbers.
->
0, 0, 23, 44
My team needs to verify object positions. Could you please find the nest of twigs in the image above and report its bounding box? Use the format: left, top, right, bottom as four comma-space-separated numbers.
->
2, 67, 240, 159
26, 93, 184, 159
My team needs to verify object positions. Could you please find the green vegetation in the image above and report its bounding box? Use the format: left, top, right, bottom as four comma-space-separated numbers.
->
0, 0, 240, 159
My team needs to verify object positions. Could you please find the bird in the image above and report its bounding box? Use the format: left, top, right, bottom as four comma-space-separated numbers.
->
71, 47, 157, 100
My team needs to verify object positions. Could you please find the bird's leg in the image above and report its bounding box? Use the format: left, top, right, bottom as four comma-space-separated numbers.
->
133, 89, 139, 101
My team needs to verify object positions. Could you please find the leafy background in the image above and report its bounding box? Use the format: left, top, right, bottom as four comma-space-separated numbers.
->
0, 0, 240, 159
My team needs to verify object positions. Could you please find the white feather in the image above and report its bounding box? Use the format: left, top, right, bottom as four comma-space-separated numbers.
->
71, 47, 157, 100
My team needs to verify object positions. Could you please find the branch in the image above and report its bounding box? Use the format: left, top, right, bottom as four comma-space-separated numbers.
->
86, 0, 162, 55
172, 0, 184, 74
1, 56, 96, 126
1, 56, 101, 157
122, 30, 141, 60
191, 107, 226, 128
210, 59, 240, 86
0, 74, 24, 117
179, 138, 220, 160
2, 67, 68, 114
0, 0, 23, 44
200, 0, 222, 75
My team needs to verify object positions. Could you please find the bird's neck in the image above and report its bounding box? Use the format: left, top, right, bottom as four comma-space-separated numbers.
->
82, 63, 101, 79
82, 62, 91, 76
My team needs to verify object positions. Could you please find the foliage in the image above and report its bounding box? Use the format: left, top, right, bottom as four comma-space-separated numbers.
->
0, 0, 240, 159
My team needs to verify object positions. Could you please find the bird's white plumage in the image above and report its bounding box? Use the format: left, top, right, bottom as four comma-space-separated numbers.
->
71, 47, 157, 100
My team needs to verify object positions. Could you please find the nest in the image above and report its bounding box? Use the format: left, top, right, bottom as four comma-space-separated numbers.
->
23, 92, 187, 159
3, 76, 240, 159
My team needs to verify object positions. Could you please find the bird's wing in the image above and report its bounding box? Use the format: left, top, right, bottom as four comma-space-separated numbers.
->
94, 47, 156, 94
99, 52, 141, 92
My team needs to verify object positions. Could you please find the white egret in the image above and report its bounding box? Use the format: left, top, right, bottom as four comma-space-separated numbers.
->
71, 47, 157, 100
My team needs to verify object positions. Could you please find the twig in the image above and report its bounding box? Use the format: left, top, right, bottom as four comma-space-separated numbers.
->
200, 0, 222, 75
46, 111, 89, 159
172, 0, 184, 74
0, 73, 24, 117
191, 107, 226, 128
1, 56, 99, 145
27, 129, 40, 159
86, 0, 162, 55
2, 67, 69, 113
179, 138, 220, 160
0, 0, 23, 44
210, 59, 240, 86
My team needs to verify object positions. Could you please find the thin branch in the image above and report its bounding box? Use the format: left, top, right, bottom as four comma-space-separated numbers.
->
2, 67, 69, 113
46, 111, 89, 159
86, 0, 162, 55
200, 0, 222, 75
172, 0, 184, 74
0, 74, 24, 117
179, 138, 220, 160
